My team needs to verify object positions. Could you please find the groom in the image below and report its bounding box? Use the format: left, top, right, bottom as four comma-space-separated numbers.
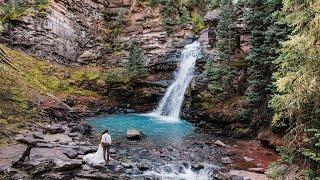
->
101, 129, 112, 163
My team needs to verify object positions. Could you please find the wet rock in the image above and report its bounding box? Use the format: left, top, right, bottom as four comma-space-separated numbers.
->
105, 159, 118, 167
79, 142, 87, 146
0, 144, 27, 171
63, 149, 78, 159
70, 123, 92, 135
126, 129, 143, 140
229, 170, 268, 180
67, 133, 78, 137
38, 172, 73, 179
221, 157, 232, 164
121, 161, 133, 169
243, 156, 254, 163
8, 170, 27, 179
214, 140, 227, 148
46, 125, 65, 134
68, 142, 78, 146
110, 148, 117, 154
138, 160, 150, 171
35, 143, 54, 148
256, 163, 263, 167
54, 159, 82, 171
77, 171, 121, 179
230, 175, 245, 180
78, 146, 97, 155
214, 171, 230, 180
124, 109, 135, 113
32, 132, 44, 139
60, 141, 69, 145
82, 164, 91, 171
22, 158, 55, 175
191, 163, 204, 171
248, 167, 264, 173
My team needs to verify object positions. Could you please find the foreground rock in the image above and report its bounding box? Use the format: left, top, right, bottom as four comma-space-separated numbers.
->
229, 170, 268, 180
214, 140, 227, 147
126, 129, 143, 140
46, 125, 65, 134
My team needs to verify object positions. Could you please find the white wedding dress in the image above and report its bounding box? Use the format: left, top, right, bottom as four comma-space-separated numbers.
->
82, 143, 106, 166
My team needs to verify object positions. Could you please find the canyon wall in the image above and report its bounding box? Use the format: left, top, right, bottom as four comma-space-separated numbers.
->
1, 0, 250, 130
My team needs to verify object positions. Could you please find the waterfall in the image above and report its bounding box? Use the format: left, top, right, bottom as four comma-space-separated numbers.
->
150, 41, 201, 122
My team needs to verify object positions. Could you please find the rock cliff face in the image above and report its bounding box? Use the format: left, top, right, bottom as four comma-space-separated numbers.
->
1, 0, 106, 65
1, 0, 197, 68
1, 0, 250, 128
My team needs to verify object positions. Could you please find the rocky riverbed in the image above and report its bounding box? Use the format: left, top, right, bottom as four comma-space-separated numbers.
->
0, 119, 278, 179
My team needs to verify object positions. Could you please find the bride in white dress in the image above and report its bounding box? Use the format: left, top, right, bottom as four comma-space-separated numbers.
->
83, 129, 112, 166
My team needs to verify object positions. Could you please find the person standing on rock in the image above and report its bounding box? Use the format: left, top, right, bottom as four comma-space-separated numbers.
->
101, 129, 112, 163
82, 129, 112, 165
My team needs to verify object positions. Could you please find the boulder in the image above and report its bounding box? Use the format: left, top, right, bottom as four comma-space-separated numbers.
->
63, 149, 78, 159
54, 159, 82, 171
138, 161, 150, 171
46, 125, 65, 134
78, 146, 98, 155
221, 157, 232, 164
243, 156, 254, 163
214, 140, 227, 148
191, 163, 204, 171
32, 132, 44, 139
121, 161, 133, 169
229, 170, 268, 180
67, 133, 78, 137
248, 168, 265, 173
23, 158, 55, 175
126, 129, 143, 140
70, 123, 92, 135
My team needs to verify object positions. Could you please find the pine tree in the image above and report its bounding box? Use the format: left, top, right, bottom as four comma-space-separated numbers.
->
205, 0, 237, 99
244, 0, 289, 121
216, 0, 237, 61
125, 41, 148, 80
270, 1, 320, 175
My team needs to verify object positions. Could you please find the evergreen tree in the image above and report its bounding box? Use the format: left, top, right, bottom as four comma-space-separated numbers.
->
244, 0, 269, 109
270, 1, 320, 176
216, 0, 237, 61
244, 0, 289, 121
125, 41, 148, 79
205, 0, 237, 99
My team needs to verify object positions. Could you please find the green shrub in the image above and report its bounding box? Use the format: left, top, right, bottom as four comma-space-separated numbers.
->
267, 162, 286, 179
191, 12, 205, 33
125, 41, 148, 79
105, 68, 130, 84
180, 6, 191, 25
149, 0, 159, 7
235, 110, 251, 123
277, 147, 295, 164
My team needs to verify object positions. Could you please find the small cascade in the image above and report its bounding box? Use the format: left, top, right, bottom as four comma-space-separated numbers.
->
142, 163, 215, 180
150, 41, 201, 122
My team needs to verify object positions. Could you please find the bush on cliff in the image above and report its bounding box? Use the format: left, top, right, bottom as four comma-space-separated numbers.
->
125, 41, 148, 80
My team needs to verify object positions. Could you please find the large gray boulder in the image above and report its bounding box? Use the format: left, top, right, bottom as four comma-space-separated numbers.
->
126, 129, 143, 140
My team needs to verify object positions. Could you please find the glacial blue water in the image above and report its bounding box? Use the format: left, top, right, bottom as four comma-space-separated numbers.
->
87, 114, 194, 142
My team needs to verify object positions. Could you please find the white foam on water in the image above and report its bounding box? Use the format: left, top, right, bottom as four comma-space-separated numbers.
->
142, 164, 214, 180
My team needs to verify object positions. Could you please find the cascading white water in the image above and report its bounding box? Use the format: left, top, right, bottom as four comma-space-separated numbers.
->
142, 163, 215, 180
150, 41, 201, 122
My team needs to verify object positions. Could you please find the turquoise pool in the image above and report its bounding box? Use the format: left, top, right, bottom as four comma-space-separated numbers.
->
87, 114, 194, 143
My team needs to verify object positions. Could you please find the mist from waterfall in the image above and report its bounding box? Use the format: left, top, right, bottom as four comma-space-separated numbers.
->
149, 41, 201, 122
